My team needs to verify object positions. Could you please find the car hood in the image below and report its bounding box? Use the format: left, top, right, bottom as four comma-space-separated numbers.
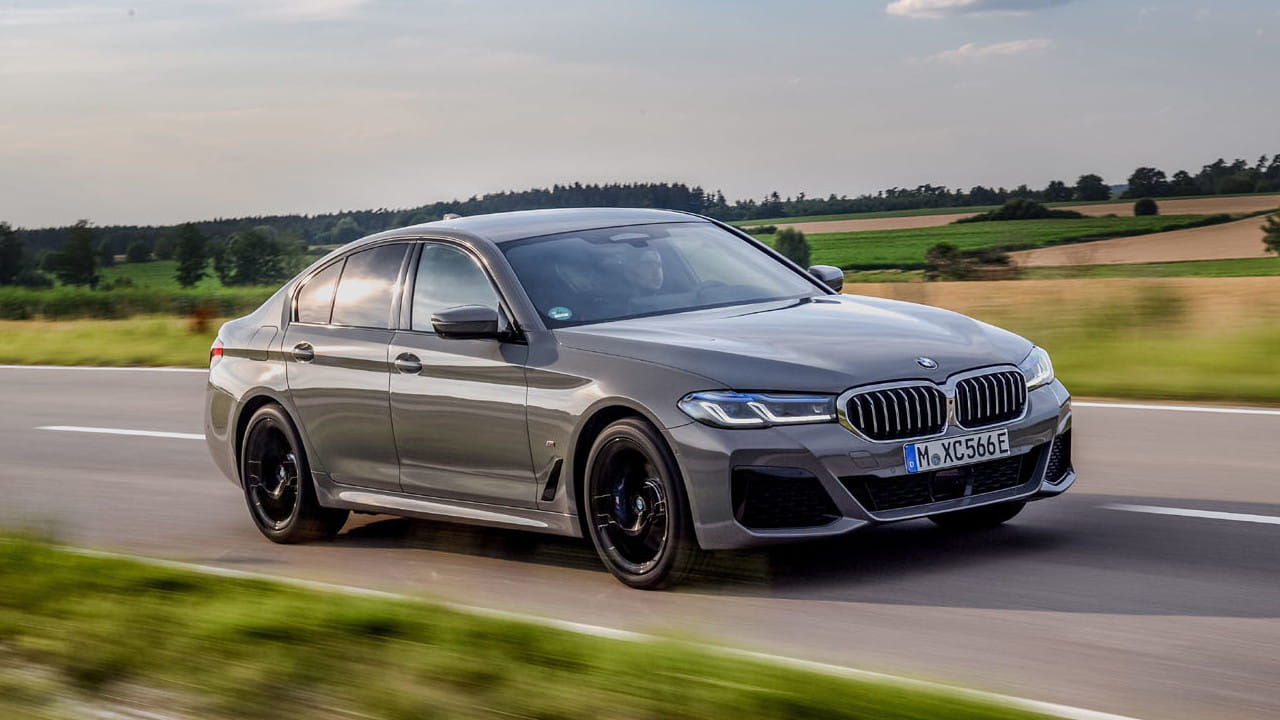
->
554, 295, 1033, 392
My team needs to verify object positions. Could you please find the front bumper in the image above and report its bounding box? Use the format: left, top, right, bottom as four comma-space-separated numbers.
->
670, 380, 1074, 550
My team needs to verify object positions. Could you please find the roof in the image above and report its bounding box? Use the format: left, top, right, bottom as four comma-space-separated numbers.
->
385, 207, 706, 244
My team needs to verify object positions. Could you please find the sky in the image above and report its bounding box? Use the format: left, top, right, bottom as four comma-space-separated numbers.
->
1, 0, 1278, 228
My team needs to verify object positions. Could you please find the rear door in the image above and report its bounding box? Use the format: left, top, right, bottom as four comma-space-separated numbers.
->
389, 241, 536, 507
284, 242, 410, 492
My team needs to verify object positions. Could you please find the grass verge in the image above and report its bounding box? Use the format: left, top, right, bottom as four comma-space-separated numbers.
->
760, 214, 1233, 270
0, 537, 1051, 720
0, 316, 218, 367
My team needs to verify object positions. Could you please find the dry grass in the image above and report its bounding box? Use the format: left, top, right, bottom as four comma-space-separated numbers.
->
847, 277, 1280, 403
1011, 214, 1274, 266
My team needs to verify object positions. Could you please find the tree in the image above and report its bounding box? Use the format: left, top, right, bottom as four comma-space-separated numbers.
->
773, 228, 810, 268
1074, 174, 1110, 201
1134, 198, 1159, 216
153, 235, 175, 260
1168, 170, 1198, 196
46, 220, 100, 287
331, 216, 364, 245
0, 222, 23, 285
125, 240, 151, 263
96, 239, 115, 267
173, 223, 209, 288
215, 229, 290, 286
1042, 180, 1073, 202
1123, 167, 1169, 198
1263, 213, 1280, 256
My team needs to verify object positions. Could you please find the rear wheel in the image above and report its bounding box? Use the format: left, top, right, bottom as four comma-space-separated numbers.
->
585, 418, 705, 590
241, 405, 348, 543
928, 500, 1025, 530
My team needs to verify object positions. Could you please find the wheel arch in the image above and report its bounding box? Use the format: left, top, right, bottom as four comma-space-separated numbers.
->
232, 392, 293, 486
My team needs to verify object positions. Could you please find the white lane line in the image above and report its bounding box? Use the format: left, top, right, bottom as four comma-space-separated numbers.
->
1104, 504, 1280, 526
58, 545, 1144, 720
0, 364, 206, 373
37, 426, 205, 441
1074, 401, 1280, 417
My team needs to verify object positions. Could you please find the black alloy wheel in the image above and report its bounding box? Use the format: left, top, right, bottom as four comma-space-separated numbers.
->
585, 418, 704, 589
928, 500, 1026, 530
241, 404, 348, 543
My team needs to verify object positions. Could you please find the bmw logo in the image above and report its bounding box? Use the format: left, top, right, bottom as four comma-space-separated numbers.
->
916, 356, 939, 370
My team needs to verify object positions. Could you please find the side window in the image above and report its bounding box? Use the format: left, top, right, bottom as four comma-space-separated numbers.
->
411, 244, 500, 332
330, 244, 409, 329
295, 261, 342, 324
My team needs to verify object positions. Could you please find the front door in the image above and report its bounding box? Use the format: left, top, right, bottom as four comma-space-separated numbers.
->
389, 242, 535, 507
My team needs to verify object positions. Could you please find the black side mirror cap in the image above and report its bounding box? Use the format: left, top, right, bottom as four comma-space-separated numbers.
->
431, 305, 501, 339
808, 265, 844, 292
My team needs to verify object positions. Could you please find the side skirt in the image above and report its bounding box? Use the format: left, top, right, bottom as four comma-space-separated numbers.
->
312, 473, 582, 538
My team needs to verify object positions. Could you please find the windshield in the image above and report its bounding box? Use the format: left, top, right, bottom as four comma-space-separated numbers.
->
501, 222, 824, 328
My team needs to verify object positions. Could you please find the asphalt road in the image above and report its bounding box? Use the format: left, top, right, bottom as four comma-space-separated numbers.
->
2, 366, 1277, 720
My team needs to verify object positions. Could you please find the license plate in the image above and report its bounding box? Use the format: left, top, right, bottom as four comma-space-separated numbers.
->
904, 429, 1010, 473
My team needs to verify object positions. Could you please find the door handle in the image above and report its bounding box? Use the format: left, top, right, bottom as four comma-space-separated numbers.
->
394, 353, 423, 375
292, 342, 315, 363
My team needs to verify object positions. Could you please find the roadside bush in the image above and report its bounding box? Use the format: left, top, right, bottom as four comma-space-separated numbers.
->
1134, 198, 1159, 216
0, 286, 273, 321
924, 243, 1016, 281
742, 225, 777, 235
954, 198, 1086, 224
1263, 212, 1280, 256
774, 227, 811, 267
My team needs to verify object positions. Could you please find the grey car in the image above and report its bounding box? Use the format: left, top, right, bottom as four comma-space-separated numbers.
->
205, 208, 1074, 589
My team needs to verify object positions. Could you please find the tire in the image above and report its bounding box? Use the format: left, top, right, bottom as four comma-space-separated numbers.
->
240, 404, 349, 543
584, 418, 705, 590
928, 500, 1025, 530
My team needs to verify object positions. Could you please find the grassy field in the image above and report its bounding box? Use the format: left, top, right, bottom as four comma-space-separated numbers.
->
1022, 256, 1280, 279
0, 537, 1047, 720
850, 276, 1280, 404
739, 192, 1280, 227
100, 259, 225, 290
0, 316, 220, 366
763, 214, 1224, 269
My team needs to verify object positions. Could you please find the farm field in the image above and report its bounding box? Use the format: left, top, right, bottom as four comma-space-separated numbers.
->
847, 276, 1280, 404
100, 259, 224, 289
1022, 256, 1280, 279
1011, 213, 1274, 266
770, 214, 1222, 269
751, 192, 1280, 234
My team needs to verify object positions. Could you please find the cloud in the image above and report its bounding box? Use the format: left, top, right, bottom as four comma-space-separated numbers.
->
913, 38, 1054, 63
244, 0, 374, 22
886, 0, 1072, 19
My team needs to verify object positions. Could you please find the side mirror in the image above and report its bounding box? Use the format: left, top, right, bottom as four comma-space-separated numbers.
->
431, 305, 501, 339
808, 265, 844, 292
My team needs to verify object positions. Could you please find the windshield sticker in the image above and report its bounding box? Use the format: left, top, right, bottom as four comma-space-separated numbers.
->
548, 306, 573, 321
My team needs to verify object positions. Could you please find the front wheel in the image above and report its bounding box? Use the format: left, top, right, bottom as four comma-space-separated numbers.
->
241, 404, 348, 543
928, 500, 1025, 530
585, 418, 705, 590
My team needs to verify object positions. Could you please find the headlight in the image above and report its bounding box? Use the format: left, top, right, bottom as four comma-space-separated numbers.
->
678, 391, 837, 428
1019, 346, 1055, 391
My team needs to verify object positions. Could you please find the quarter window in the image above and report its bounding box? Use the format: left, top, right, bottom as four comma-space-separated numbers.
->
295, 261, 342, 324
330, 244, 409, 329
411, 244, 500, 332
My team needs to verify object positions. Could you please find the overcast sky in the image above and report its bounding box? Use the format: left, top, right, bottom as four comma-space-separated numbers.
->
2, 0, 1277, 228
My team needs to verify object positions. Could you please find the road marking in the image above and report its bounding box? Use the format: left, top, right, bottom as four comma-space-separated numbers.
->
1074, 401, 1280, 417
36, 425, 205, 441
55, 545, 1144, 720
1104, 504, 1280, 526
0, 364, 206, 373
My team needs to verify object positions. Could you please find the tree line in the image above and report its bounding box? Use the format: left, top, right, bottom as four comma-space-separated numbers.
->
2, 153, 1277, 289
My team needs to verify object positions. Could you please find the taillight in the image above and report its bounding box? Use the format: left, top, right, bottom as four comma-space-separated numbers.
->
210, 338, 224, 365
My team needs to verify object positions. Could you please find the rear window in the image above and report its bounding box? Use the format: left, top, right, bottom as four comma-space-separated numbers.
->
295, 261, 341, 324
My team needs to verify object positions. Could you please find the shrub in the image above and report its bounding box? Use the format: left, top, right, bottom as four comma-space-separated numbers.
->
125, 241, 151, 263
1134, 198, 1159, 216
954, 198, 1086, 224
742, 225, 777, 235
924, 243, 1016, 281
773, 227, 810, 267
1263, 212, 1280, 256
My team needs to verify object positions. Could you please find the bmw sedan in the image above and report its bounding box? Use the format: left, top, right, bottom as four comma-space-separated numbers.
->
205, 208, 1074, 589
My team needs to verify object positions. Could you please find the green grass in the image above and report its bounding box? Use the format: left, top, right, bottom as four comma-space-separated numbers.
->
0, 537, 1050, 720
765, 214, 1226, 269
738, 192, 1280, 227
0, 316, 219, 366
100, 259, 225, 290
1023, 256, 1280, 279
